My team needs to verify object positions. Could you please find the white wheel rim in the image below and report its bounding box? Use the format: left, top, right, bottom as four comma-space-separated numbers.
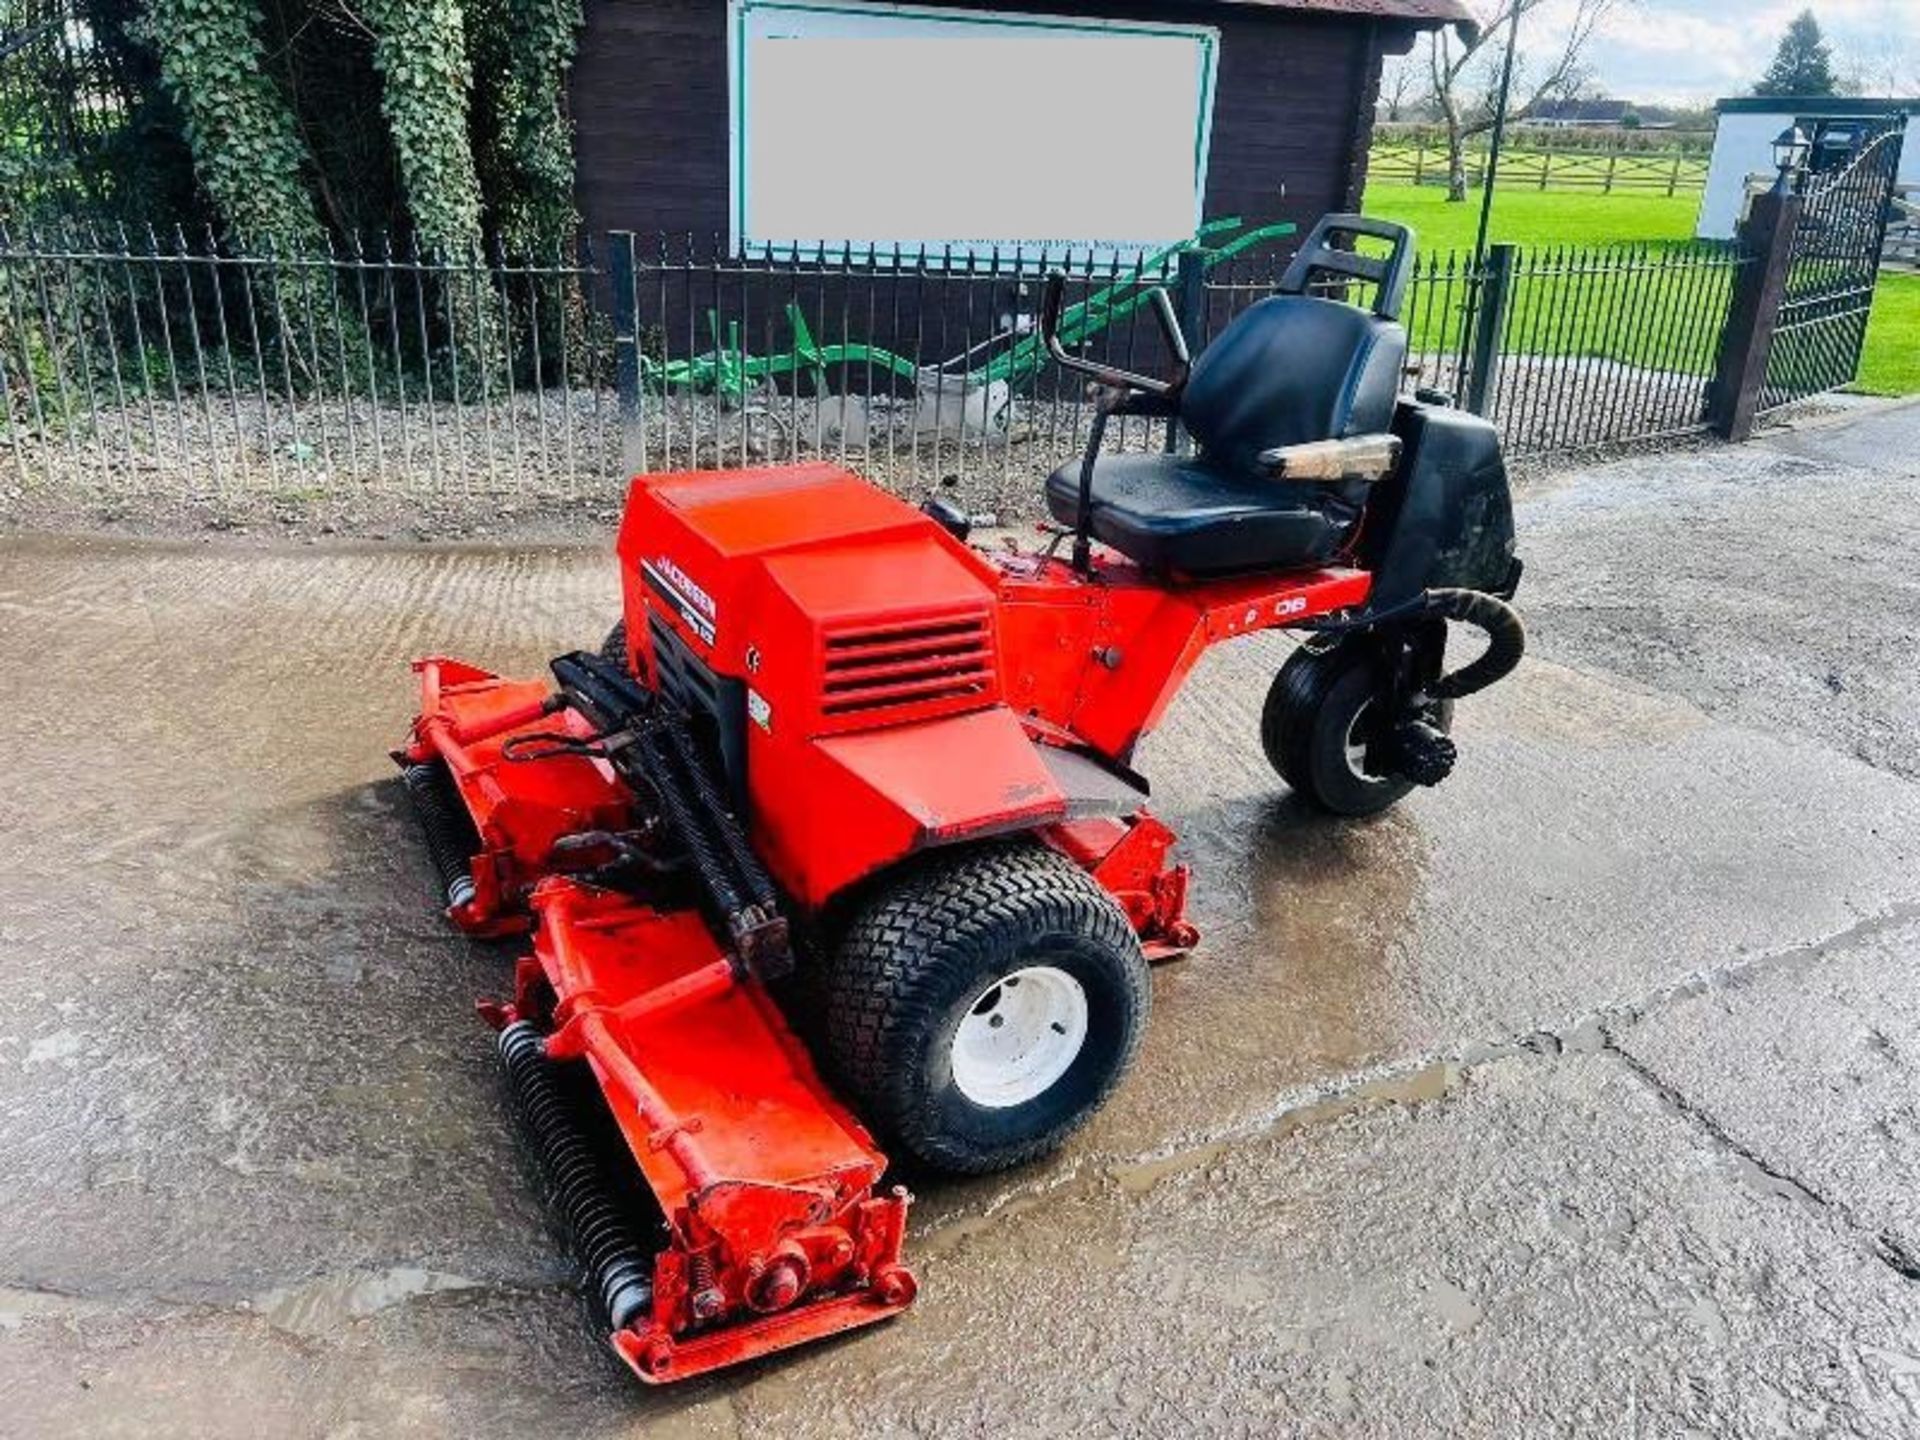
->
1343, 699, 1377, 779
950, 965, 1089, 1109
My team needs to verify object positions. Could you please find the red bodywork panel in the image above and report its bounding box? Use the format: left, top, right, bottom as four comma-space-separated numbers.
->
528, 883, 913, 1384
993, 553, 1373, 760
404, 657, 631, 934
611, 463, 1370, 913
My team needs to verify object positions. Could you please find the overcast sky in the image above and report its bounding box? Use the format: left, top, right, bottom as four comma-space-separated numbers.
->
1467, 0, 1920, 107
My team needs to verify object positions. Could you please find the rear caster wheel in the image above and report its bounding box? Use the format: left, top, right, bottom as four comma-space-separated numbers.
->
823, 842, 1150, 1175
1261, 637, 1453, 818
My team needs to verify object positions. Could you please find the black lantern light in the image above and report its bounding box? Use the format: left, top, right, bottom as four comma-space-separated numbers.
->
1770, 125, 1811, 191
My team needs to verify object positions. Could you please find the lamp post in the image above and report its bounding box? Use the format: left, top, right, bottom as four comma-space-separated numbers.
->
1710, 125, 1808, 443
1769, 125, 1811, 195
1471, 6, 1523, 267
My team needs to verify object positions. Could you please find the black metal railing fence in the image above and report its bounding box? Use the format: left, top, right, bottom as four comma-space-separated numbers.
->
0, 224, 1774, 518
0, 1, 153, 226
607, 236, 1199, 504
1468, 241, 1747, 454
1195, 242, 1481, 402
0, 225, 616, 502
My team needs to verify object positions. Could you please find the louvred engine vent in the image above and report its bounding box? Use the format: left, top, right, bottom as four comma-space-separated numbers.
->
820, 611, 995, 719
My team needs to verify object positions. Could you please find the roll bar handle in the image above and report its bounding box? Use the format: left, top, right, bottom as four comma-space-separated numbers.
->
1038, 273, 1191, 397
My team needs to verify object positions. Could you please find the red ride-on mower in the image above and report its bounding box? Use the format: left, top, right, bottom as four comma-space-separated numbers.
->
398, 215, 1524, 1384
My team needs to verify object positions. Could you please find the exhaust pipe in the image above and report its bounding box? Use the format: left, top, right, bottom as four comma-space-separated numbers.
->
401, 762, 478, 911
498, 1020, 656, 1331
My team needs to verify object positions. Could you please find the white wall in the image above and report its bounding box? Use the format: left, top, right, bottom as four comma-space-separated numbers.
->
1698, 108, 1920, 240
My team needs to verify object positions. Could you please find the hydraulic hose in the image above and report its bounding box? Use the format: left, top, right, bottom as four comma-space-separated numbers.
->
661, 720, 780, 912
1423, 588, 1526, 701
633, 727, 746, 919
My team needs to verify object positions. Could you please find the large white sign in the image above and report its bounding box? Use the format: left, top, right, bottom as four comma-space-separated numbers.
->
730, 0, 1219, 259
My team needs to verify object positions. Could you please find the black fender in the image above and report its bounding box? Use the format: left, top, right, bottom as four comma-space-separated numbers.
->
1363, 402, 1519, 610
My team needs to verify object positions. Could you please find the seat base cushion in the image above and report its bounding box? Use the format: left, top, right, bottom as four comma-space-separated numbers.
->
1045, 452, 1356, 576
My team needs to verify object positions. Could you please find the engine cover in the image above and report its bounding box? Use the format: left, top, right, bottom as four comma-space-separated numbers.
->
617, 463, 1001, 723
613, 465, 1072, 906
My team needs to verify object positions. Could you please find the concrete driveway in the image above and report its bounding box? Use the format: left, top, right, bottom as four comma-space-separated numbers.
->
3, 403, 1919, 1437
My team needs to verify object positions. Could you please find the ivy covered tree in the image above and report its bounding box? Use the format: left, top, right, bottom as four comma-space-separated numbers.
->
141, 0, 330, 253
1755, 10, 1839, 98
471, 0, 586, 261
139, 0, 349, 388
8, 0, 587, 392
360, 0, 487, 261
0, 0, 197, 226
127, 0, 582, 261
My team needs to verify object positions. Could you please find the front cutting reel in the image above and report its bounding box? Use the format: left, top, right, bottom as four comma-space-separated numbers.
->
399, 654, 915, 1384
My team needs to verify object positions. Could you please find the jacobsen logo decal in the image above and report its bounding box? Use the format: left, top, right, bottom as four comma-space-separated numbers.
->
642, 556, 717, 645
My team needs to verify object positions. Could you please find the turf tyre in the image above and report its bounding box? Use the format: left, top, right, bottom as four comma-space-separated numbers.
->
823, 842, 1150, 1175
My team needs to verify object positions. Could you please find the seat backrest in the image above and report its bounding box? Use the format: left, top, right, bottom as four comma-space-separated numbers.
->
1179, 296, 1407, 479
1277, 214, 1417, 321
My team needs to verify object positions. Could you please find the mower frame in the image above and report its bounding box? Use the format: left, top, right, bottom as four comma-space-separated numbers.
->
399, 215, 1525, 1389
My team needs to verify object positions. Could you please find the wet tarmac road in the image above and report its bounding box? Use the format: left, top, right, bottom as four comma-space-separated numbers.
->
3, 403, 1920, 1436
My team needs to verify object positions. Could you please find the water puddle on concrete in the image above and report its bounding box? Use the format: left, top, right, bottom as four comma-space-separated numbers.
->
1723, 1154, 1823, 1209
1108, 1059, 1464, 1197
0, 1284, 100, 1332
1112, 1141, 1232, 1196
1484, 658, 1709, 748
917, 1193, 1049, 1259
1425, 1276, 1484, 1334
249, 1266, 487, 1337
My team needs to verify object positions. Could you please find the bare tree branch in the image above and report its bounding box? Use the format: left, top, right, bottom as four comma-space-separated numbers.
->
1418, 0, 1632, 201
1379, 54, 1421, 121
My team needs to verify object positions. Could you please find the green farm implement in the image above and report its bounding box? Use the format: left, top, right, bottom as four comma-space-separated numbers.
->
641, 219, 1298, 431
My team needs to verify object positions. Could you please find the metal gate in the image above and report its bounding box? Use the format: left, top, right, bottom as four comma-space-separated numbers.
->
1761, 114, 1908, 411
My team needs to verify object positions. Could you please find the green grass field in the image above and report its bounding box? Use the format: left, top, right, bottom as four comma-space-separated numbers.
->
1363, 184, 1699, 251
1361, 183, 1917, 396
1358, 185, 1729, 374
1855, 273, 1920, 396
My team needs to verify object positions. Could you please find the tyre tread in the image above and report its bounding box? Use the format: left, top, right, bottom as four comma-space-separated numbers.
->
599, 621, 629, 673
1260, 638, 1447, 817
1260, 638, 1349, 807
824, 842, 1148, 1175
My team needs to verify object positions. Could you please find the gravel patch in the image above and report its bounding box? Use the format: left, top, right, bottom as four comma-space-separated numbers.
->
0, 370, 1883, 545
0, 385, 1172, 542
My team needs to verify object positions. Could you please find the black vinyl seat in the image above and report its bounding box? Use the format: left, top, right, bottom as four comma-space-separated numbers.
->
1043, 449, 1354, 576
1046, 220, 1413, 577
